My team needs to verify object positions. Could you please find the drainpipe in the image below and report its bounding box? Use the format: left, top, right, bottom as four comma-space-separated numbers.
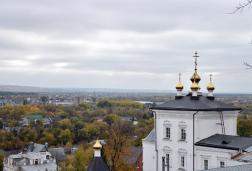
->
193, 111, 199, 171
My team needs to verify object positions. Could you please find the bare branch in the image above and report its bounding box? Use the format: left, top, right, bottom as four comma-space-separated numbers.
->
244, 62, 252, 69
229, 0, 252, 14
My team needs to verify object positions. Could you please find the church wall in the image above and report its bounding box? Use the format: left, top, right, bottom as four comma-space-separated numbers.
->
153, 110, 239, 171
142, 141, 156, 171
195, 146, 245, 170
196, 111, 238, 142
155, 110, 195, 171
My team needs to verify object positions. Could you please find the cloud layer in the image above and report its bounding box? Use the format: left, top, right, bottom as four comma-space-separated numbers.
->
0, 0, 251, 92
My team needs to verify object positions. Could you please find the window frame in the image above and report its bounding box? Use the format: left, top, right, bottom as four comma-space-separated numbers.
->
204, 159, 209, 170
181, 156, 185, 168
163, 121, 172, 140
180, 128, 186, 141
162, 153, 172, 171
165, 127, 171, 139
178, 149, 187, 169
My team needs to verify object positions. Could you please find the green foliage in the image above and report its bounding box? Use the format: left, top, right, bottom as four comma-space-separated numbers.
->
74, 145, 93, 171
20, 127, 37, 142
134, 118, 154, 146
58, 119, 72, 130
80, 121, 108, 142
104, 114, 119, 125
238, 116, 252, 136
39, 131, 56, 145
59, 145, 93, 171
59, 129, 72, 145
97, 100, 112, 108
0, 98, 151, 150
109, 99, 144, 108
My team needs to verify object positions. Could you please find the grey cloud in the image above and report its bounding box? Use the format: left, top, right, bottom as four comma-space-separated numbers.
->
0, 0, 251, 92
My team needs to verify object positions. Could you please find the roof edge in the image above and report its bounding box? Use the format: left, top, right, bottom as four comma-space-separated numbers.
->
150, 107, 241, 111
194, 143, 241, 151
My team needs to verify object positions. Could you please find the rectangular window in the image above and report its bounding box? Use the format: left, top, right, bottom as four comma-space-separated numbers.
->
162, 154, 171, 171
166, 154, 170, 167
181, 156, 185, 168
220, 161, 225, 168
165, 127, 171, 139
204, 160, 208, 170
181, 128, 186, 141
162, 157, 165, 171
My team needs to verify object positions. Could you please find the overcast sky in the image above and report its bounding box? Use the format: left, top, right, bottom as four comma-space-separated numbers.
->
0, 0, 251, 93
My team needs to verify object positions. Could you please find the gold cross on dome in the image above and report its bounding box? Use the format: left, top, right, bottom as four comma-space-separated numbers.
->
193, 51, 199, 70
210, 74, 213, 82
179, 73, 182, 82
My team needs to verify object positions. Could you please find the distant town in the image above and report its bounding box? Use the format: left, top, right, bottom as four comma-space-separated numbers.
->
0, 84, 252, 171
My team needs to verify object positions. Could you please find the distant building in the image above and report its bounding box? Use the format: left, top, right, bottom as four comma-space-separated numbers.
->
48, 147, 66, 163
3, 142, 57, 171
121, 116, 139, 125
19, 115, 52, 127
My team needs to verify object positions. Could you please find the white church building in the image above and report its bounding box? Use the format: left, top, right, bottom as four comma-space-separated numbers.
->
142, 52, 252, 171
3, 142, 57, 171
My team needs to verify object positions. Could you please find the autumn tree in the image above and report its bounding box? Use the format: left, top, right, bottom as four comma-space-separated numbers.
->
104, 114, 119, 126
59, 145, 93, 171
104, 120, 133, 171
97, 100, 112, 108
80, 121, 108, 142
237, 116, 252, 136
74, 145, 93, 171
20, 127, 37, 142
58, 119, 73, 130
134, 118, 154, 146
39, 131, 56, 145
59, 129, 72, 145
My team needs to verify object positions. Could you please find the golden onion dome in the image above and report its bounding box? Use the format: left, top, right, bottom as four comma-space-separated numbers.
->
190, 71, 201, 83
207, 74, 215, 91
176, 73, 183, 90
93, 140, 102, 149
176, 82, 184, 90
207, 82, 215, 91
191, 81, 200, 91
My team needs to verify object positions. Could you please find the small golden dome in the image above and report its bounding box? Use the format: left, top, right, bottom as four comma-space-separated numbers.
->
176, 73, 183, 90
207, 74, 215, 91
191, 81, 200, 91
93, 140, 102, 149
207, 82, 215, 91
176, 82, 184, 90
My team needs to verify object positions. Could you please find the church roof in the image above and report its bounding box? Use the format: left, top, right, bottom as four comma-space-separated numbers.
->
195, 134, 252, 151
151, 95, 241, 111
87, 157, 109, 171
201, 164, 252, 171
25, 143, 48, 153
143, 129, 155, 142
